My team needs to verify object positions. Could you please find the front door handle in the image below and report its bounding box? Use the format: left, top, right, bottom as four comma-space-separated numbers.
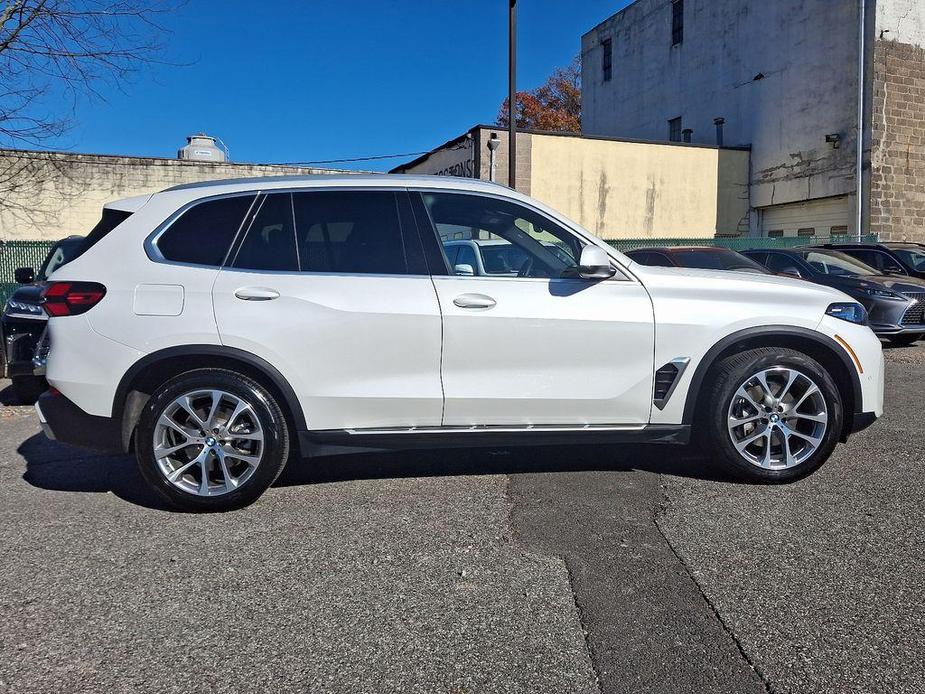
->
234, 287, 280, 301
453, 293, 496, 309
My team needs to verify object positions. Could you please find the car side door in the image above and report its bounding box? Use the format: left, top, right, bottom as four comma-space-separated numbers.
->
414, 190, 655, 427
212, 189, 444, 431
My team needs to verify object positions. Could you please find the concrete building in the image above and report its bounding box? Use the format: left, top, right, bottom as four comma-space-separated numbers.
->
0, 148, 348, 241
582, 0, 925, 242
392, 125, 750, 239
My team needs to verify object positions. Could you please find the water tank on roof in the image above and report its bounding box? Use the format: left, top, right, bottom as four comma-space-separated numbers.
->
178, 133, 227, 162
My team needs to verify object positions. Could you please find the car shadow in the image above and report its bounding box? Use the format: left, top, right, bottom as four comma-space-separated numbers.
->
18, 433, 172, 511
19, 432, 737, 511
275, 442, 735, 487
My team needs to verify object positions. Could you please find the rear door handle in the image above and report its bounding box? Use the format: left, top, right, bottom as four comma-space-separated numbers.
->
453, 293, 496, 309
234, 287, 280, 301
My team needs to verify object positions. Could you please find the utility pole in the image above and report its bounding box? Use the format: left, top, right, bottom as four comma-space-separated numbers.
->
508, 0, 517, 189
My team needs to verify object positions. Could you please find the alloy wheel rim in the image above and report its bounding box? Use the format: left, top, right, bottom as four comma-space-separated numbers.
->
726, 367, 828, 470
153, 389, 264, 496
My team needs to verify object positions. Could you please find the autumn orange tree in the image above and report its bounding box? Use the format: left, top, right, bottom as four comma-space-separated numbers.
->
497, 57, 581, 133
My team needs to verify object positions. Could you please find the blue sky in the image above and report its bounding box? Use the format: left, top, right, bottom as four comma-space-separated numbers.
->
39, 0, 630, 169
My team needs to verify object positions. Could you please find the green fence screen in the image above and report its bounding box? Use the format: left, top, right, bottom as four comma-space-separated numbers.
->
0, 240, 56, 304
603, 234, 880, 253
0, 234, 881, 306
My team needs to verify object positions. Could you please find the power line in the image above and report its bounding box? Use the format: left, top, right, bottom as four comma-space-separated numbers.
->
276, 151, 431, 166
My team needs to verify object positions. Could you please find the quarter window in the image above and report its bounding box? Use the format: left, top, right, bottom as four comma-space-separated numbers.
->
421, 193, 583, 279
157, 195, 256, 266
293, 191, 409, 274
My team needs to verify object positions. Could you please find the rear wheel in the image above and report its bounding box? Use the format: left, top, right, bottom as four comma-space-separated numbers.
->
887, 333, 922, 347
135, 369, 290, 512
700, 348, 843, 483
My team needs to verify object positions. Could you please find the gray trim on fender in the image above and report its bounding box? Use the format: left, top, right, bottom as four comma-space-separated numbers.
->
112, 344, 308, 434
680, 325, 864, 429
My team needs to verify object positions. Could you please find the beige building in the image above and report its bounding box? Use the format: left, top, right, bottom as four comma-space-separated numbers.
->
392, 126, 750, 239
0, 148, 348, 241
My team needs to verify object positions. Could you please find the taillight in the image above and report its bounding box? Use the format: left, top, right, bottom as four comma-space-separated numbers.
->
41, 282, 107, 317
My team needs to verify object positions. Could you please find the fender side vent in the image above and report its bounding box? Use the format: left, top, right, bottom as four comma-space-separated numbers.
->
653, 358, 691, 410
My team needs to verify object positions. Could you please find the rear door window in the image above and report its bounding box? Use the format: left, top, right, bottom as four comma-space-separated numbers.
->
292, 191, 411, 274
232, 193, 299, 272
157, 195, 256, 266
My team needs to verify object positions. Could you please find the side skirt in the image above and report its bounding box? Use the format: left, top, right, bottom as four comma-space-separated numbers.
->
298, 424, 691, 458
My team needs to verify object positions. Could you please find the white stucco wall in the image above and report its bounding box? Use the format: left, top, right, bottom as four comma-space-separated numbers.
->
582, 0, 861, 218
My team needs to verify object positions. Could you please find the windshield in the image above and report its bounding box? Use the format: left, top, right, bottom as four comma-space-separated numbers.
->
894, 248, 925, 271
800, 250, 878, 277
37, 238, 84, 281
671, 249, 769, 273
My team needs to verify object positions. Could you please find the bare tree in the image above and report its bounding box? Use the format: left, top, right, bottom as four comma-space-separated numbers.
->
0, 0, 172, 147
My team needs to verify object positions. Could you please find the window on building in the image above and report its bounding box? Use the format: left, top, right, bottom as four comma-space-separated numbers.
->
602, 38, 613, 82
668, 117, 683, 142
766, 230, 784, 238
830, 225, 849, 236
797, 227, 815, 237
157, 195, 256, 266
671, 0, 684, 46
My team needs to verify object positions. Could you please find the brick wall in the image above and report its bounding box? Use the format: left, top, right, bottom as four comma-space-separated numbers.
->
870, 40, 925, 242
0, 150, 350, 241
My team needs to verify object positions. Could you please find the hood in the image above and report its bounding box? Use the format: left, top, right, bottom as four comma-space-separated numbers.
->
627, 262, 854, 303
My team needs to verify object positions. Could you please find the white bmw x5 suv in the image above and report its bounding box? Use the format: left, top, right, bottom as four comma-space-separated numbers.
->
35, 175, 884, 511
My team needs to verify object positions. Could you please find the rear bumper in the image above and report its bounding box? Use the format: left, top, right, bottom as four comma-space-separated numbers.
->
35, 390, 123, 454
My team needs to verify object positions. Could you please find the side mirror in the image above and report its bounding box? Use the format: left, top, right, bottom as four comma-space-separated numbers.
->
578, 246, 616, 280
14, 267, 34, 284
454, 263, 475, 276
885, 265, 906, 276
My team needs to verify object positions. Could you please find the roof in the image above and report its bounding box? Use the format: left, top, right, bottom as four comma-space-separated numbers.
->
161, 173, 511, 193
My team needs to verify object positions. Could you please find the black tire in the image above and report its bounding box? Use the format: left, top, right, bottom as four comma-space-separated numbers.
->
698, 347, 844, 483
11, 375, 46, 405
135, 368, 290, 512
887, 333, 922, 347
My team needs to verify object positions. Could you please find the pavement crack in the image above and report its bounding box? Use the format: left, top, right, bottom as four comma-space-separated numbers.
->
562, 556, 604, 694
653, 480, 775, 694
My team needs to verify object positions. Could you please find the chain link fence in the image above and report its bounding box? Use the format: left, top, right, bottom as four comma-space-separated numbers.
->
603, 234, 880, 253
0, 234, 881, 305
0, 240, 55, 304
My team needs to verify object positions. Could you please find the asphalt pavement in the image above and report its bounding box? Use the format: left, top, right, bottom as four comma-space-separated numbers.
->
0, 343, 922, 693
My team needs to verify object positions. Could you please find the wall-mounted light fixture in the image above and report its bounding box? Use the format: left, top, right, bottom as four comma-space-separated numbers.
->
825, 133, 842, 149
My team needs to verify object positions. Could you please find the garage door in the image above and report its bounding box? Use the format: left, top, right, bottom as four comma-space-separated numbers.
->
759, 196, 852, 238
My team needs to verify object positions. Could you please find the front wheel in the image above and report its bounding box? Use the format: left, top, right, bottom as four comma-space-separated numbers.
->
699, 348, 843, 483
135, 369, 290, 512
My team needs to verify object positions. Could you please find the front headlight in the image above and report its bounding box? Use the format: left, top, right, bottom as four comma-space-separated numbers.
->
863, 286, 905, 300
826, 302, 868, 324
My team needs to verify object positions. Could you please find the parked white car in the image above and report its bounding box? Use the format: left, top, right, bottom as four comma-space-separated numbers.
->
35, 175, 884, 511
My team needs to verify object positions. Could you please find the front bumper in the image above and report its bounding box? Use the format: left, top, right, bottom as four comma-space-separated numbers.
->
35, 390, 123, 454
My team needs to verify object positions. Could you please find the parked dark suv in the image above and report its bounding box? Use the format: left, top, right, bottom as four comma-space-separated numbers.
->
626, 246, 771, 274
742, 247, 925, 346
2, 236, 83, 403
820, 242, 925, 280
